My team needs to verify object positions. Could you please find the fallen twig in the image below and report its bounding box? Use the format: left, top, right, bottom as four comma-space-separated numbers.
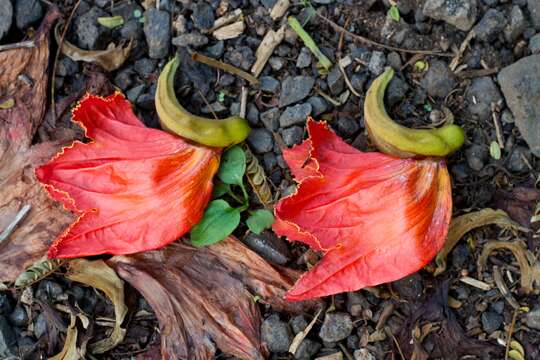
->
450, 30, 475, 71
338, 56, 361, 97
0, 205, 31, 244
0, 40, 35, 52
191, 52, 259, 85
251, 25, 286, 77
270, 0, 290, 20
316, 13, 453, 56
456, 67, 499, 78
51, 0, 83, 124
491, 103, 505, 150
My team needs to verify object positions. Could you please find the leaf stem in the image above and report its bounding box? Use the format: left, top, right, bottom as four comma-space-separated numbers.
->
287, 16, 332, 71
226, 189, 244, 204
191, 52, 259, 85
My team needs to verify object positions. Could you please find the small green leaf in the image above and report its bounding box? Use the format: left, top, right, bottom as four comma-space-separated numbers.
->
388, 5, 400, 22
133, 9, 142, 18
191, 200, 241, 247
97, 16, 124, 29
218, 145, 246, 186
217, 91, 226, 102
246, 209, 275, 234
414, 60, 429, 72
490, 141, 501, 160
212, 181, 230, 198
424, 103, 432, 112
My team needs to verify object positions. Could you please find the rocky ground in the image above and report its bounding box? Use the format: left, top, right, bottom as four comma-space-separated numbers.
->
1, 0, 540, 358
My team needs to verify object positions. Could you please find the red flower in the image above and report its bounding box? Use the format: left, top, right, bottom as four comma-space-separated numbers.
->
273, 119, 452, 301
36, 93, 220, 258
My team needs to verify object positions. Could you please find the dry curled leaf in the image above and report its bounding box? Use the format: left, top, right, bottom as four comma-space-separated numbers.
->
50, 314, 87, 360
66, 259, 127, 354
435, 209, 528, 276
244, 145, 273, 207
397, 281, 497, 360
109, 236, 319, 360
0, 8, 75, 283
55, 24, 134, 71
478, 240, 540, 294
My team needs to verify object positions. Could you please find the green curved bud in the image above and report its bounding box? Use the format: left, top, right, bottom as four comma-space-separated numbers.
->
364, 67, 465, 158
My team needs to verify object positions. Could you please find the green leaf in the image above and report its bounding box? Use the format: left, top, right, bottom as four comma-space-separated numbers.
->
388, 5, 400, 22
218, 145, 246, 186
490, 141, 501, 160
414, 60, 429, 72
97, 16, 124, 28
191, 200, 241, 247
217, 91, 226, 102
212, 181, 230, 198
246, 209, 275, 235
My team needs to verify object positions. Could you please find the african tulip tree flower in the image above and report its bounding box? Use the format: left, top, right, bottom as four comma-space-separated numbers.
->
36, 93, 220, 258
274, 68, 465, 301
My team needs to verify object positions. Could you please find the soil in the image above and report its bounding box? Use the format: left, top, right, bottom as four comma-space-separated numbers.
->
1, 0, 540, 359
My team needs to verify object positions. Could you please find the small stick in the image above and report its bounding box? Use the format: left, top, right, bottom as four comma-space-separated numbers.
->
460, 276, 491, 290
239, 86, 248, 119
197, 89, 218, 120
504, 308, 519, 360
456, 67, 499, 78
0, 40, 35, 52
191, 52, 259, 85
251, 25, 286, 77
450, 29, 475, 71
493, 265, 519, 309
51, 0, 83, 124
338, 56, 361, 97
0, 205, 31, 244
288, 16, 332, 71
316, 13, 453, 56
270, 0, 290, 20
491, 103, 505, 149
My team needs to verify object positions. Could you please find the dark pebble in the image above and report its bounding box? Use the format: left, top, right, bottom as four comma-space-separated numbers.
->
351, 72, 369, 93
243, 232, 290, 265
192, 2, 215, 30
279, 76, 315, 108
15, 0, 43, 30
307, 96, 328, 117
327, 66, 344, 95
224, 46, 255, 71
114, 69, 134, 91
8, 306, 27, 327
294, 339, 321, 360
260, 76, 280, 94
0, 315, 17, 358
37, 280, 64, 302
0, 0, 13, 41
465, 144, 488, 171
247, 104, 260, 126
247, 128, 274, 154
319, 312, 353, 342
508, 146, 532, 173
290, 315, 308, 334
347, 334, 360, 349
420, 60, 456, 98
473, 9, 507, 42
481, 311, 503, 333
205, 41, 225, 58
280, 103, 312, 128
75, 6, 108, 50
263, 153, 278, 172
451, 243, 470, 269
465, 76, 502, 120
335, 115, 360, 138
386, 76, 410, 107
33, 313, 47, 339
127, 84, 146, 102
134, 58, 157, 78
144, 9, 171, 59
261, 108, 280, 131
0, 294, 12, 316
57, 57, 79, 77
282, 126, 304, 146
261, 314, 292, 353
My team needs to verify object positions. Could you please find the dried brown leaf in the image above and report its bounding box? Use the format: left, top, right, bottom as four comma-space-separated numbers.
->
55, 24, 134, 72
244, 145, 273, 207
0, 8, 75, 283
109, 236, 320, 360
435, 209, 528, 276
213, 21, 245, 40
478, 240, 540, 294
66, 259, 127, 354
397, 281, 497, 360
50, 314, 86, 360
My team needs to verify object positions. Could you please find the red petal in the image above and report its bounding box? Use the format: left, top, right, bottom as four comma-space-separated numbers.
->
36, 93, 220, 258
274, 120, 452, 301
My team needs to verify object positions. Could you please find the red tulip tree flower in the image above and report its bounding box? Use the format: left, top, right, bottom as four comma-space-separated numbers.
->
273, 68, 465, 301
36, 93, 220, 258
